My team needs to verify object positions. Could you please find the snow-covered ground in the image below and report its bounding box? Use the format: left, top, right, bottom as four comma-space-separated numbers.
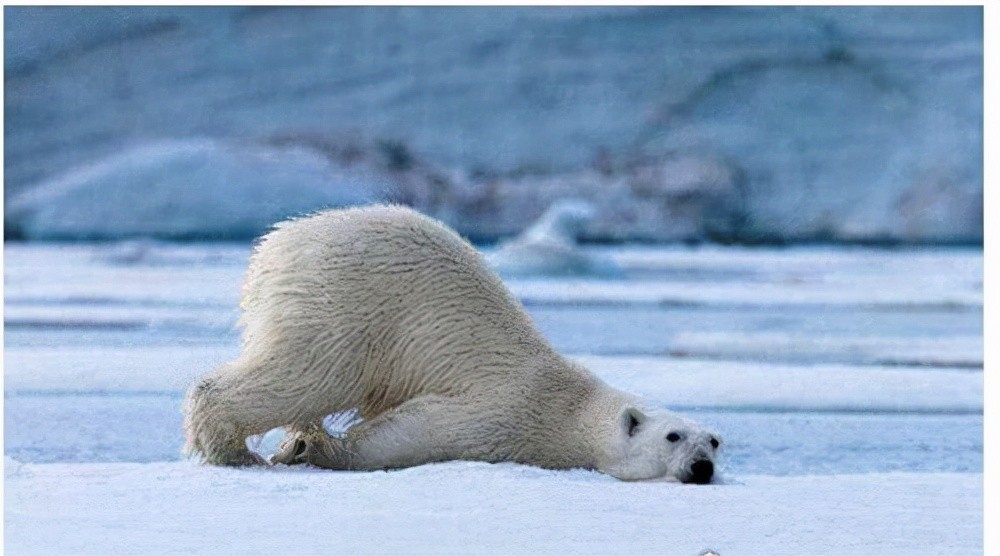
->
3, 242, 983, 553
4, 461, 981, 555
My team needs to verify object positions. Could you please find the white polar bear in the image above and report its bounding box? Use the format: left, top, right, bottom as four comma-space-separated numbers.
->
183, 205, 720, 482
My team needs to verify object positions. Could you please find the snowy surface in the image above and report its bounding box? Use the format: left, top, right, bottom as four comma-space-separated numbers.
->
3, 241, 983, 306
4, 461, 982, 555
3, 242, 983, 553
4, 394, 982, 476
666, 332, 982, 367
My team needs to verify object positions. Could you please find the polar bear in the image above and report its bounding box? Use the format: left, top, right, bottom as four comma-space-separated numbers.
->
182, 205, 720, 483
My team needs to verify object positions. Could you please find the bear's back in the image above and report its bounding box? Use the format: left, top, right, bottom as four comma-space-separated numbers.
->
249, 205, 513, 312
238, 205, 555, 412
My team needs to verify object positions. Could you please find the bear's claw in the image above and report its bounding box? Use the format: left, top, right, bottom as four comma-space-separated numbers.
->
270, 433, 350, 469
270, 438, 309, 466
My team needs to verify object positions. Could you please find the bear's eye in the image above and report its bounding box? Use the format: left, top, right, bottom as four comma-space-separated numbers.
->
627, 414, 640, 437
666, 432, 681, 442
710, 437, 720, 449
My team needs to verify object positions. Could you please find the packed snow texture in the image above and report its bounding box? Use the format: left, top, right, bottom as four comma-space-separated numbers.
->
4, 462, 982, 555
3, 242, 983, 553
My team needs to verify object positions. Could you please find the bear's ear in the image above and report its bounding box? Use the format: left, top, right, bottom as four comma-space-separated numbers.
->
624, 407, 647, 437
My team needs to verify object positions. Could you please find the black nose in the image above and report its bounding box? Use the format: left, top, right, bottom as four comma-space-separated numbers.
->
689, 460, 714, 484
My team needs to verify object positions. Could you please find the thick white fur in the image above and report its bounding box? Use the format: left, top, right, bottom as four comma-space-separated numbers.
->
182, 205, 720, 481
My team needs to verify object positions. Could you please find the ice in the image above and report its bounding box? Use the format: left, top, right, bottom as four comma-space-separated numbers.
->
493, 244, 984, 307
4, 394, 983, 475
3, 347, 981, 413
506, 278, 981, 308
3, 345, 238, 393
667, 331, 982, 367
2, 242, 982, 553
6, 140, 385, 240
3, 461, 982, 554
3, 260, 244, 308
578, 356, 982, 413
529, 305, 983, 356
487, 198, 623, 277
5, 243, 983, 309
4, 8, 983, 244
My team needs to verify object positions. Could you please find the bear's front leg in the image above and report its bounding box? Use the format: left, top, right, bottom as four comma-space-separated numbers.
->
270, 423, 351, 468
275, 395, 492, 471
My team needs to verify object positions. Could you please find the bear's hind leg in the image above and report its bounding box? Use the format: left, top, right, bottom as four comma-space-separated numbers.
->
183, 360, 329, 466
182, 371, 268, 466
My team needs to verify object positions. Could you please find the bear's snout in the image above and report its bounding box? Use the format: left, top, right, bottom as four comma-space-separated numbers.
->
686, 459, 714, 484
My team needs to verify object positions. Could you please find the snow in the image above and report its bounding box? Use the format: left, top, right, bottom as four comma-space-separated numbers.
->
3, 345, 238, 393
487, 198, 623, 277
506, 278, 981, 308
504, 244, 984, 307
4, 461, 982, 555
666, 332, 982, 367
3, 241, 982, 310
576, 356, 982, 413
5, 395, 982, 474
2, 242, 982, 553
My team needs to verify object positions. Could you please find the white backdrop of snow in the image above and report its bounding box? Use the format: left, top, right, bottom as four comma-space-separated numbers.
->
3, 461, 982, 555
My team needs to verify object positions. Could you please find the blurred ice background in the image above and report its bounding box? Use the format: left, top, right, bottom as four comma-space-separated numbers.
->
3, 7, 984, 554
4, 6, 983, 244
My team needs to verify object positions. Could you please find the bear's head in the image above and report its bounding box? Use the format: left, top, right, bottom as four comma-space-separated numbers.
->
602, 405, 721, 483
